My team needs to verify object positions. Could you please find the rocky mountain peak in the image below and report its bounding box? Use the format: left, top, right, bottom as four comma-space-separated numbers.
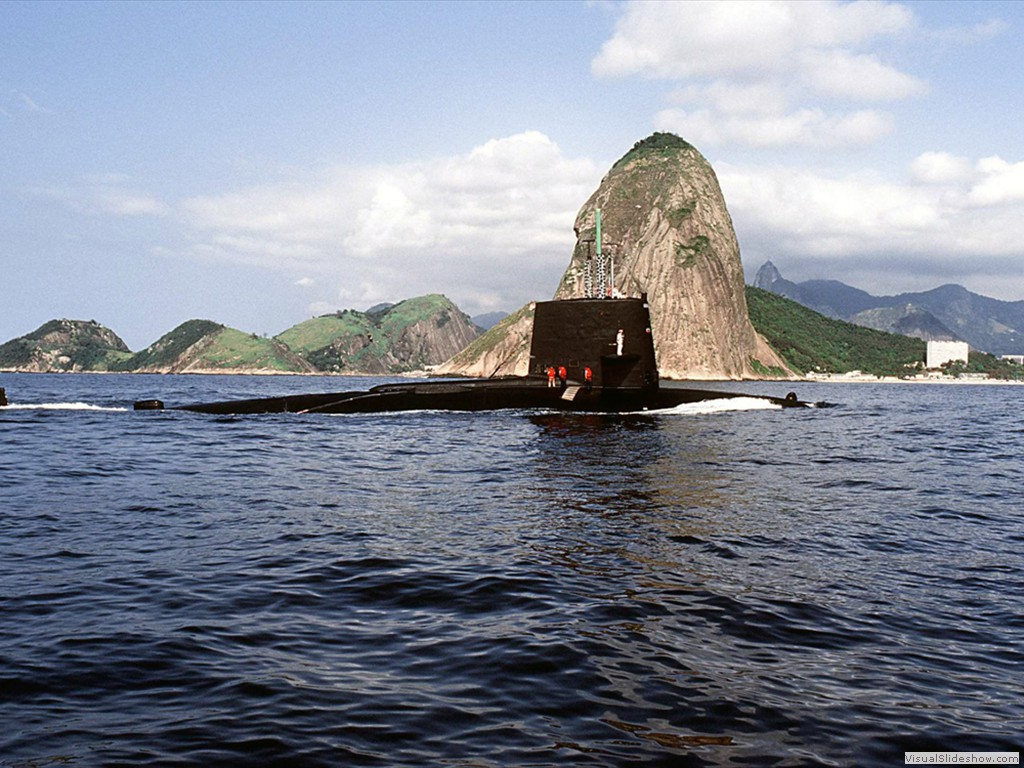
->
753, 261, 783, 290
553, 133, 790, 379
442, 134, 791, 379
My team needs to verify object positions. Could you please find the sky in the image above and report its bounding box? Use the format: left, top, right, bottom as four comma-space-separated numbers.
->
3, 0, 1023, 350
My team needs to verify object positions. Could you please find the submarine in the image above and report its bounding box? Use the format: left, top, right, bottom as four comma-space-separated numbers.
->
132, 294, 814, 414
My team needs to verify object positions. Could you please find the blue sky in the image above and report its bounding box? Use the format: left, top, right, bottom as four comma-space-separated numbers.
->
3, 0, 1022, 350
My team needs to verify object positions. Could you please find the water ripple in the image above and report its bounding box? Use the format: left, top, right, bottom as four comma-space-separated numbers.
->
2, 375, 1023, 766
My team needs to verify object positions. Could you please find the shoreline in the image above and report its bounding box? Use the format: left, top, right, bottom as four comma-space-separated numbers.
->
0, 368, 433, 378
797, 372, 1024, 385
3, 368, 1022, 385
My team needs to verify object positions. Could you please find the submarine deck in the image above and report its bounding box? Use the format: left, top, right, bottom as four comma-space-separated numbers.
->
135, 376, 808, 414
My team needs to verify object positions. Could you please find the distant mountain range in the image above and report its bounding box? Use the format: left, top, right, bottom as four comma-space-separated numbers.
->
0, 294, 482, 374
753, 262, 1024, 355
470, 311, 508, 331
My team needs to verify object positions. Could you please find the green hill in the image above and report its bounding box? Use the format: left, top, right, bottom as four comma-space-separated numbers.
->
0, 319, 132, 372
119, 319, 315, 373
746, 286, 926, 377
275, 294, 480, 373
1, 295, 481, 375
115, 319, 222, 371
275, 311, 375, 356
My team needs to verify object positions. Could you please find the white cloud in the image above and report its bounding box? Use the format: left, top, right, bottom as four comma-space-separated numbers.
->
594, 0, 915, 81
94, 189, 169, 217
181, 183, 349, 239
719, 155, 1024, 296
655, 106, 892, 149
799, 50, 925, 101
908, 154, 1024, 206
35, 177, 169, 218
668, 82, 789, 117
176, 132, 603, 313
594, 0, 924, 150
909, 152, 974, 185
968, 157, 1024, 207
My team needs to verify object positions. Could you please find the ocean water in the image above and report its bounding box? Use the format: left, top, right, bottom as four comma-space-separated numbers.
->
1, 373, 1021, 767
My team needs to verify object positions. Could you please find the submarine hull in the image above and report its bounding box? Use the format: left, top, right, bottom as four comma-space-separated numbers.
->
134, 297, 815, 414
140, 377, 807, 415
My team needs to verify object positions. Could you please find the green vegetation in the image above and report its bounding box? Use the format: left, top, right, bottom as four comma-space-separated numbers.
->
746, 286, 926, 377
673, 236, 710, 268
276, 293, 474, 373
943, 352, 1024, 380
0, 319, 131, 371
667, 203, 695, 229
445, 302, 534, 369
114, 320, 311, 372
69, 344, 133, 371
748, 286, 1024, 380
275, 311, 375, 355
748, 357, 788, 378
1, 295, 478, 374
197, 328, 309, 372
613, 132, 694, 169
377, 294, 456, 338
0, 337, 33, 368
116, 319, 224, 371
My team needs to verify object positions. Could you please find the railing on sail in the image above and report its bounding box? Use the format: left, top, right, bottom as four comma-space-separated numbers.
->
584, 208, 619, 299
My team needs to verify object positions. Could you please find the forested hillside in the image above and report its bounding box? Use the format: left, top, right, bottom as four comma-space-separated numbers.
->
746, 287, 1023, 379
746, 287, 925, 376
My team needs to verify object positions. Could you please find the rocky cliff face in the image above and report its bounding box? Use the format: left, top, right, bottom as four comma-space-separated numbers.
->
442, 133, 791, 379
556, 134, 789, 379
433, 303, 535, 378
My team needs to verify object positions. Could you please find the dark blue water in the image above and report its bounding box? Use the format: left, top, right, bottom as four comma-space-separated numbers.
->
2, 373, 1022, 766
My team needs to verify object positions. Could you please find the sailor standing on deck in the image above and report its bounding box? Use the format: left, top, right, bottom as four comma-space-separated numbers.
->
546, 366, 557, 387
616, 329, 624, 356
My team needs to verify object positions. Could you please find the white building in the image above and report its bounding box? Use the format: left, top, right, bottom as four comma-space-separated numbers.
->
927, 340, 969, 369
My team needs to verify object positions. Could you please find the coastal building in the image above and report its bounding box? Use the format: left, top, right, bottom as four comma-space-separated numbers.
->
1001, 354, 1024, 365
927, 340, 969, 369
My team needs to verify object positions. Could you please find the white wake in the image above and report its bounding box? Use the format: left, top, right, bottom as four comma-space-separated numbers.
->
654, 396, 783, 415
0, 402, 129, 412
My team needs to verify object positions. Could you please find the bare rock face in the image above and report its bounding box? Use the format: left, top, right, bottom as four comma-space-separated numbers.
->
554, 134, 789, 379
383, 309, 481, 372
442, 133, 791, 379
433, 303, 534, 378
